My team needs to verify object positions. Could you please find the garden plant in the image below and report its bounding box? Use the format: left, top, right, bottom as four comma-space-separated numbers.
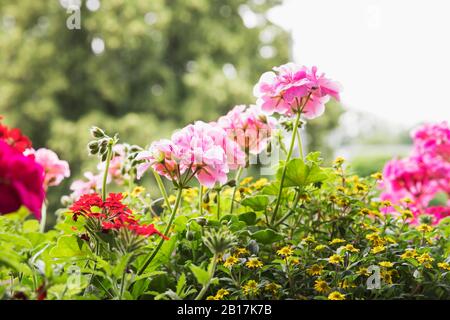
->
0, 63, 449, 300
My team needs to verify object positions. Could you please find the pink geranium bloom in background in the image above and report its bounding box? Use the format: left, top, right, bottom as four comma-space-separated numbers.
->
218, 104, 277, 155
253, 63, 341, 119
136, 139, 179, 180
412, 121, 450, 161
70, 171, 104, 200
0, 140, 45, 219
25, 148, 70, 189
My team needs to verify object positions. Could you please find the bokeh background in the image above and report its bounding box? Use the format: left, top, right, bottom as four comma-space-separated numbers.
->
1, 0, 448, 214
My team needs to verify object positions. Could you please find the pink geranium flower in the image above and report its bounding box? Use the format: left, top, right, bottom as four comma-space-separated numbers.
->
136, 139, 179, 180
253, 63, 341, 119
0, 140, 45, 219
70, 171, 104, 200
217, 104, 276, 155
25, 148, 70, 189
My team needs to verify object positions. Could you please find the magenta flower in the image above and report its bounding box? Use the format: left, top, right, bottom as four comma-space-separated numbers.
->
412, 121, 450, 162
25, 148, 70, 189
253, 63, 341, 119
217, 104, 276, 155
0, 140, 45, 219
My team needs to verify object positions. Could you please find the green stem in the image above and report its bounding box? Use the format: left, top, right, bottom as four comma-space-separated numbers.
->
198, 184, 203, 215
195, 253, 218, 300
216, 189, 221, 220
153, 169, 171, 213
102, 142, 113, 201
230, 166, 243, 214
39, 201, 47, 233
271, 110, 303, 223
296, 128, 304, 159
137, 187, 183, 275
273, 189, 301, 228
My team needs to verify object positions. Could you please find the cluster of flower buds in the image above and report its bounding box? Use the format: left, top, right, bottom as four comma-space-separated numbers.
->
88, 126, 119, 161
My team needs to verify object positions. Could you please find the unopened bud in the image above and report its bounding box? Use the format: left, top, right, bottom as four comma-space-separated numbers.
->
90, 126, 105, 139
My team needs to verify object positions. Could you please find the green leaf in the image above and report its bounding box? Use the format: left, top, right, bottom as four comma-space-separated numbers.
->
23, 220, 40, 233
189, 264, 209, 286
241, 195, 269, 211
251, 229, 283, 244
238, 212, 257, 225
176, 273, 187, 296
0, 233, 32, 249
49, 235, 89, 258
277, 158, 328, 188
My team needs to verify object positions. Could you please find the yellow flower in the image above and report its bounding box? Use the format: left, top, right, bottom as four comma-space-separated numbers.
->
235, 247, 249, 257
400, 249, 418, 259
339, 279, 356, 289
354, 183, 368, 193
206, 295, 218, 300
401, 209, 414, 220
344, 244, 360, 253
381, 200, 392, 207
328, 291, 345, 300
417, 253, 434, 264
333, 157, 345, 166
329, 238, 346, 245
401, 197, 413, 204
242, 280, 259, 296
182, 187, 198, 202
240, 177, 253, 186
215, 289, 230, 299
166, 195, 177, 205
366, 233, 385, 246
302, 235, 315, 244
307, 264, 324, 276
130, 186, 145, 197
381, 271, 393, 284
336, 186, 346, 193
416, 224, 433, 233
250, 178, 268, 190
224, 255, 239, 268
290, 257, 300, 266
384, 236, 397, 244
437, 262, 450, 271
245, 258, 263, 269
277, 246, 294, 257
264, 282, 281, 295
359, 208, 372, 216
314, 279, 331, 293
314, 244, 326, 251
328, 254, 344, 265
379, 261, 394, 268
357, 267, 370, 277
371, 172, 383, 180
371, 245, 386, 254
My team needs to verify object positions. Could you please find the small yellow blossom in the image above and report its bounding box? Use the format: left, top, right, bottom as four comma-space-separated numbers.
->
371, 245, 386, 254
206, 295, 218, 300
314, 244, 326, 251
265, 282, 281, 295
329, 238, 346, 245
131, 186, 145, 197
328, 291, 345, 300
344, 244, 360, 253
250, 178, 268, 190
357, 267, 370, 277
240, 177, 254, 186
235, 247, 250, 257
417, 253, 434, 264
371, 172, 383, 180
328, 254, 344, 265
333, 157, 345, 166
381, 200, 392, 207
401, 209, 414, 220
245, 258, 263, 269
215, 289, 230, 299
340, 279, 356, 289
379, 261, 394, 268
307, 264, 324, 276
314, 279, 331, 293
437, 262, 450, 271
290, 257, 300, 266
416, 224, 433, 233
277, 246, 294, 257
302, 235, 316, 244
224, 255, 239, 268
400, 249, 418, 259
242, 280, 259, 296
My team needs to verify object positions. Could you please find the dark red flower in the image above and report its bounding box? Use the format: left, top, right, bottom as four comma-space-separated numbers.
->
0, 120, 32, 153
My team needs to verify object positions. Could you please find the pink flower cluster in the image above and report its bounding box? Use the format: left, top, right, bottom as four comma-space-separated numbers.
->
137, 121, 245, 188
253, 63, 341, 118
25, 148, 70, 190
217, 105, 276, 155
381, 122, 450, 224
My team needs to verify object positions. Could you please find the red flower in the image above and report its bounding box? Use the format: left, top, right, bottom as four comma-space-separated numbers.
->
69, 192, 167, 240
0, 120, 32, 153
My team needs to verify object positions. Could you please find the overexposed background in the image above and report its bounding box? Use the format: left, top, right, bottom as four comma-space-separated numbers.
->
269, 0, 450, 127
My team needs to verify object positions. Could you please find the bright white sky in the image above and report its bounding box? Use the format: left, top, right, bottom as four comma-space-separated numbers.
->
268, 0, 450, 126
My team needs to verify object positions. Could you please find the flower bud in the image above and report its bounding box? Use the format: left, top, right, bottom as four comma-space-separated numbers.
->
90, 126, 105, 139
